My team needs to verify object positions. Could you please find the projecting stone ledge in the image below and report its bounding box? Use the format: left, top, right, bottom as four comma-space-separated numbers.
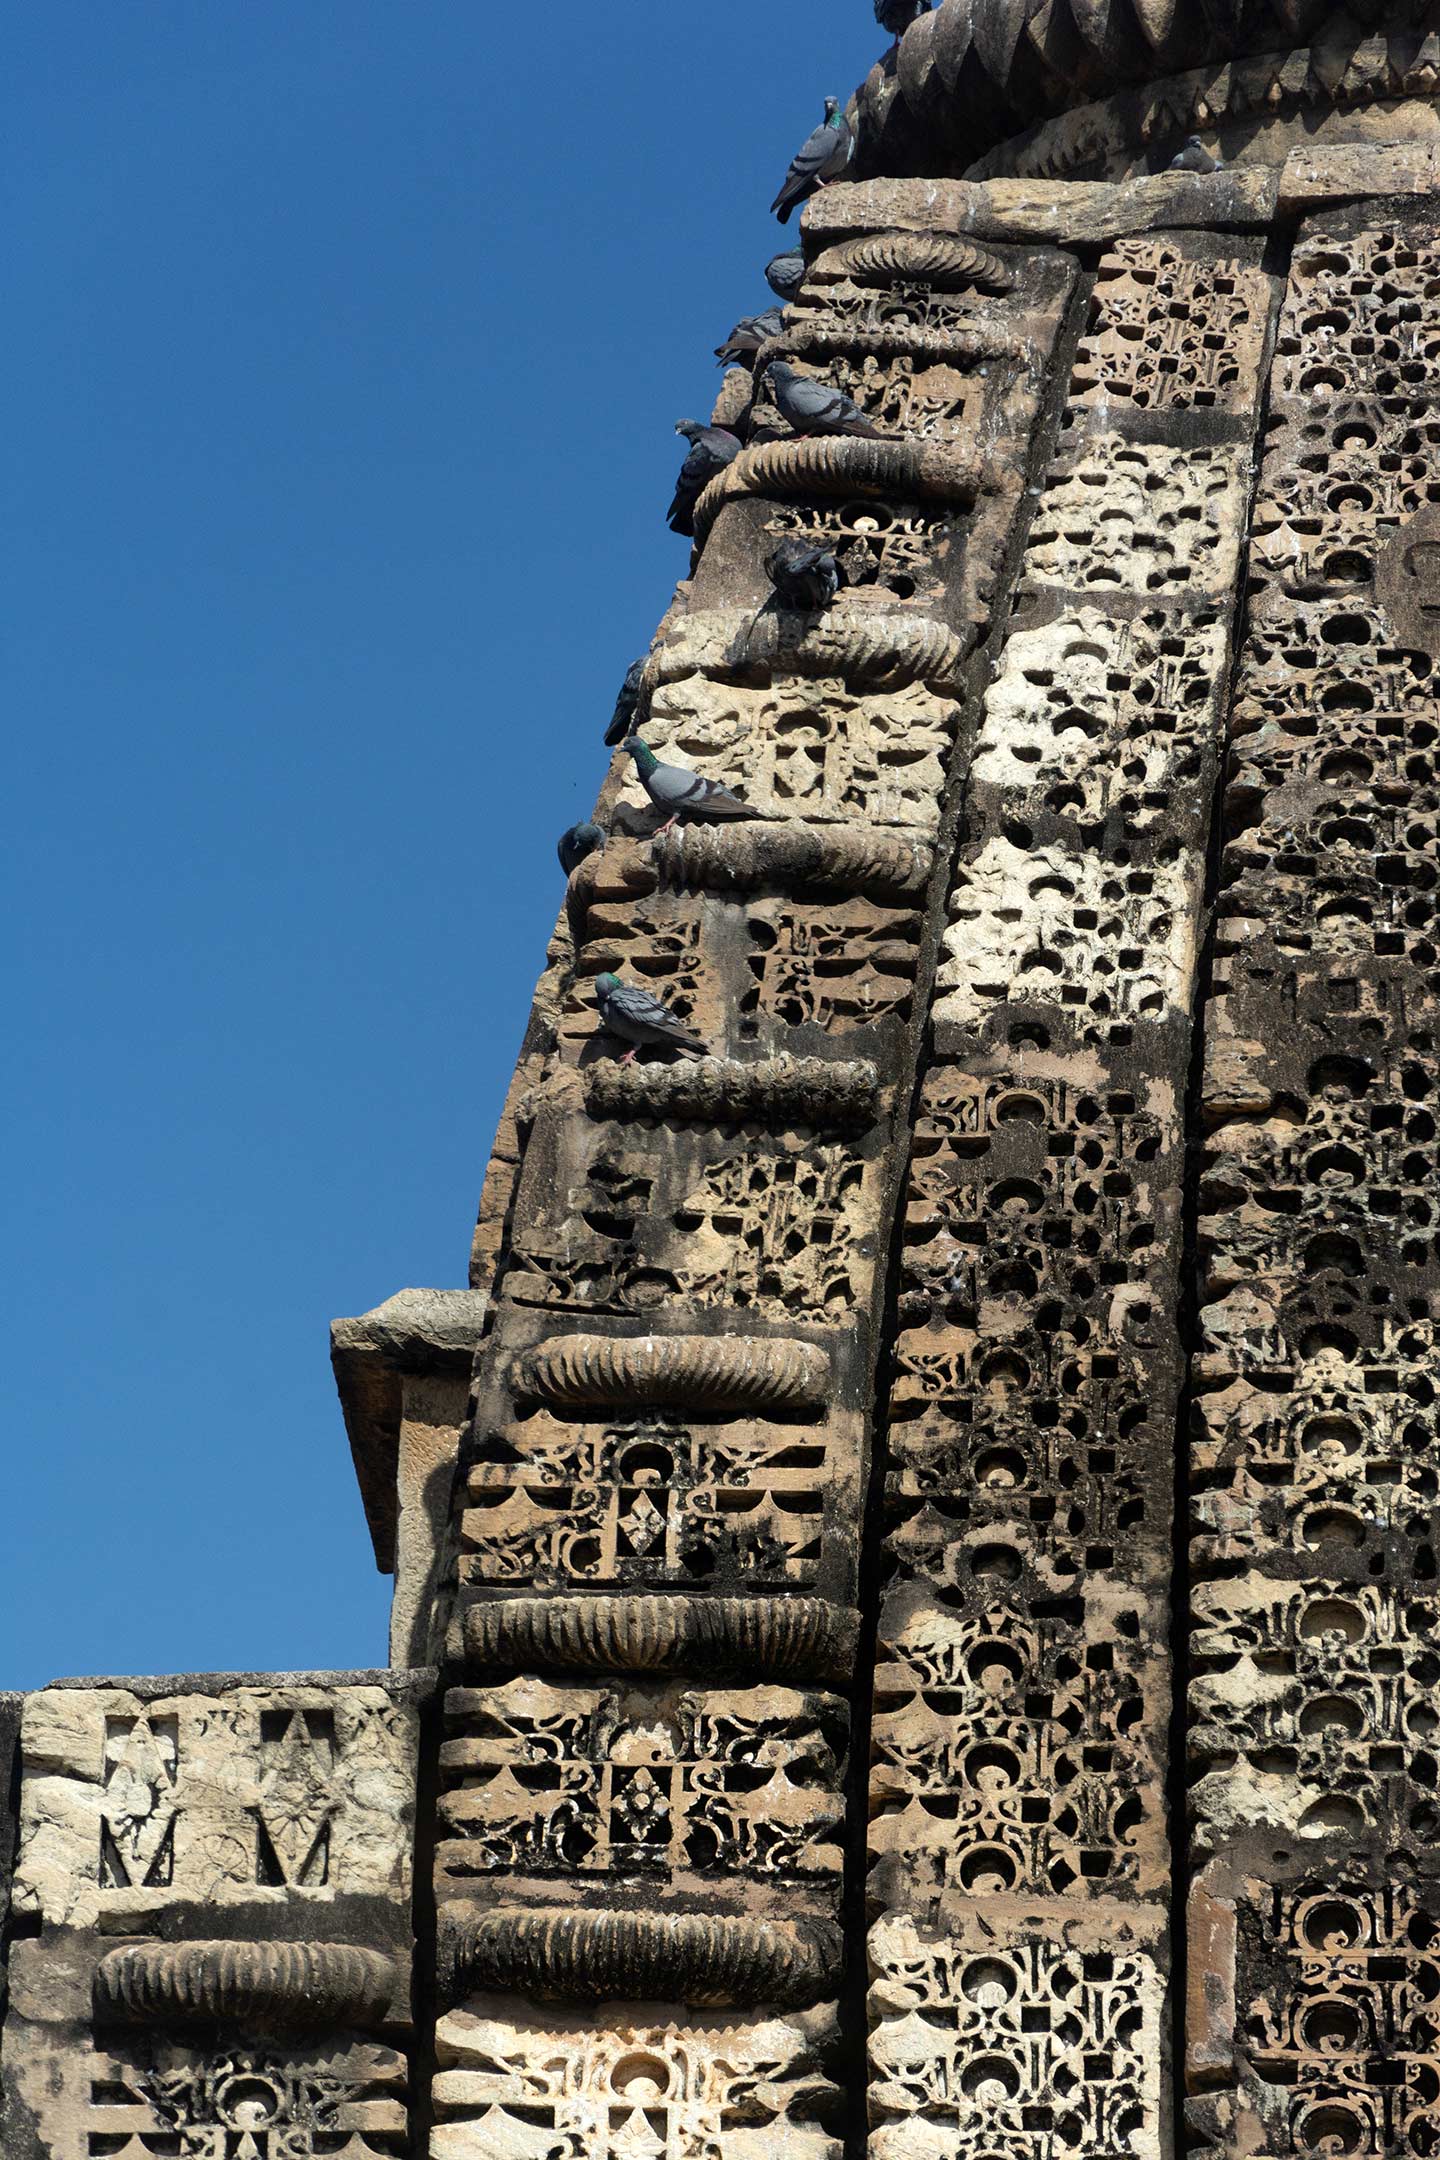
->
330, 1287, 487, 1665
611, 820, 932, 902
585, 1053, 881, 1130
450, 1593, 858, 1684
92, 1941, 402, 2031
515, 1330, 831, 1415
439, 1906, 843, 2009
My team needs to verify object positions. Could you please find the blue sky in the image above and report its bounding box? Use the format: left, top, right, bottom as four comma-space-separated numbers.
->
3, 2, 889, 1687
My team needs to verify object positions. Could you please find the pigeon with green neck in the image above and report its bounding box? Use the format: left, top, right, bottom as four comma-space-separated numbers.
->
621, 736, 761, 834
771, 98, 854, 224
595, 972, 708, 1064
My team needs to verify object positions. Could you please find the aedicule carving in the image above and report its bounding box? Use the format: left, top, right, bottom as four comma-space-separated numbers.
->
516, 1331, 830, 1414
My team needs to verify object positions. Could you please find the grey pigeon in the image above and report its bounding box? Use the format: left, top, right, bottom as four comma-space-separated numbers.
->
764, 360, 884, 439
715, 307, 787, 366
558, 820, 607, 877
765, 249, 806, 303
766, 537, 843, 611
595, 971, 707, 1063
604, 657, 646, 746
876, 0, 933, 29
1169, 135, 1222, 172
668, 420, 742, 536
622, 735, 761, 833
771, 98, 854, 224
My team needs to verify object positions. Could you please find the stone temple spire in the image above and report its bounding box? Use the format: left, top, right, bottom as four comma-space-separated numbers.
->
8, 6, 1440, 2157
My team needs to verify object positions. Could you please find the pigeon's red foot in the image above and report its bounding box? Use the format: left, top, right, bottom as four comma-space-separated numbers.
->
619, 1046, 639, 1066
654, 816, 677, 836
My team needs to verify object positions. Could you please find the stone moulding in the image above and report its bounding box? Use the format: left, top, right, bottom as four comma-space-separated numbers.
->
92, 1941, 400, 2031
692, 437, 979, 541
450, 1593, 859, 1683
765, 323, 1023, 368
628, 821, 933, 902
826, 231, 1015, 292
516, 1330, 831, 1414
439, 1905, 844, 2009
647, 608, 970, 694
585, 1052, 881, 1130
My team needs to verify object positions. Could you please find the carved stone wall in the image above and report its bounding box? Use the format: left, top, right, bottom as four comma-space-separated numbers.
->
421, 220, 1078, 2155
866, 224, 1278, 2160
1, 1671, 426, 2158
1187, 203, 1440, 2160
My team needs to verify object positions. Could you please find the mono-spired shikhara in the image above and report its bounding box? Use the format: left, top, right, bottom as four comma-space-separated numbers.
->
9, 2, 1440, 2154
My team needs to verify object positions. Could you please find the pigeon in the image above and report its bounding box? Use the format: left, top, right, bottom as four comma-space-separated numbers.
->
621, 735, 761, 833
604, 657, 646, 746
766, 537, 843, 611
715, 306, 787, 366
765, 249, 806, 303
595, 972, 707, 1064
875, 0, 933, 28
668, 420, 742, 536
771, 98, 854, 224
1169, 135, 1222, 172
764, 360, 884, 439
558, 820, 607, 877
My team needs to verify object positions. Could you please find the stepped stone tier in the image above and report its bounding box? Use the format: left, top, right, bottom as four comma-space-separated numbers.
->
11, 17, 1440, 2160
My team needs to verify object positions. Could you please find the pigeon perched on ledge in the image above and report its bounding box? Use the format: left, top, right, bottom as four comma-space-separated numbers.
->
558, 821, 607, 877
621, 736, 761, 833
715, 307, 787, 366
766, 537, 843, 611
764, 360, 885, 439
595, 972, 707, 1064
771, 98, 854, 224
667, 420, 742, 536
765, 249, 806, 303
604, 657, 646, 747
1169, 135, 1222, 172
876, 0, 933, 29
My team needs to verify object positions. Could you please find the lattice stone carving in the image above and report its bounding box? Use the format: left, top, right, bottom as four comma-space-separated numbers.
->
869, 1914, 1164, 2160
14, 1683, 416, 1930
82, 2034, 408, 2158
1023, 439, 1249, 598
1070, 239, 1272, 412
631, 677, 962, 833
936, 837, 1194, 1042
432, 1999, 841, 2160
436, 1677, 846, 1906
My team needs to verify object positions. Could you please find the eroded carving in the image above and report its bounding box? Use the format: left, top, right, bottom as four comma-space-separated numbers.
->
93, 1941, 400, 2031
449, 1593, 858, 1685
516, 1332, 830, 1415
439, 1905, 842, 2008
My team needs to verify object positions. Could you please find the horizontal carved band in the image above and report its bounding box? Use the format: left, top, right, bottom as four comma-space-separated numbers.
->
439, 1905, 843, 2008
766, 324, 1021, 369
630, 821, 932, 901
451, 1593, 859, 1683
692, 437, 979, 542
585, 1053, 880, 1130
829, 232, 1014, 294
649, 607, 969, 693
516, 1331, 830, 1414
93, 1942, 399, 2031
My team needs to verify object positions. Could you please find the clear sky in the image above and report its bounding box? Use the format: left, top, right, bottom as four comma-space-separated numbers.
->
4, 1, 891, 1688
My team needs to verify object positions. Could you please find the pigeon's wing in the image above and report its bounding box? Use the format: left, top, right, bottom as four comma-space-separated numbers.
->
765, 251, 806, 301
690, 775, 761, 820
606, 980, 707, 1053
771, 120, 838, 221
645, 760, 715, 810
604, 661, 645, 745
698, 427, 741, 465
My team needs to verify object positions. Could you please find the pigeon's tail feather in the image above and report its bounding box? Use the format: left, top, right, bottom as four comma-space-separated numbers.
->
846, 416, 887, 439
771, 186, 800, 224
667, 494, 696, 537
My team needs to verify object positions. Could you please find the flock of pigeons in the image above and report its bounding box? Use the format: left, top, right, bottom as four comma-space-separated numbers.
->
561, 0, 1222, 1065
